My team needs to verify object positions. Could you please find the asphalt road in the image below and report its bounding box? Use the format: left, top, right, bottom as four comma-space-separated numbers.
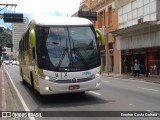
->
3, 64, 160, 120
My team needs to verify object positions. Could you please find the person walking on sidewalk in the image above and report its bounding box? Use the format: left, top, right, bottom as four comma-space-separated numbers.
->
134, 59, 140, 77
153, 63, 157, 75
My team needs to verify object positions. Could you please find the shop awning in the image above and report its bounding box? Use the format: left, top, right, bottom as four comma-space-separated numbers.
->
110, 21, 160, 35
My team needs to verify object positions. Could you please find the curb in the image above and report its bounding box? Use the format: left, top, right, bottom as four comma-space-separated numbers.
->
102, 74, 160, 84
2, 69, 6, 111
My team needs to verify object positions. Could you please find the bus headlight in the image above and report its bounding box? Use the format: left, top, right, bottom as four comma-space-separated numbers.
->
40, 75, 57, 81
45, 76, 50, 81
95, 73, 100, 78
96, 82, 100, 87
45, 86, 52, 91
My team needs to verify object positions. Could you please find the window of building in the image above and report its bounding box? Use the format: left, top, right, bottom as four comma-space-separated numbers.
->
108, 6, 112, 26
109, 43, 113, 49
98, 10, 105, 28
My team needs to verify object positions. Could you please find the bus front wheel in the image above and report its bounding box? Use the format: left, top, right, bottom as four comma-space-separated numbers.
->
21, 69, 25, 84
30, 72, 41, 96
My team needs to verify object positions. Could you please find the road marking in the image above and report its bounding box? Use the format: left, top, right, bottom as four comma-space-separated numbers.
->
129, 104, 133, 106
4, 67, 35, 120
89, 91, 101, 96
146, 110, 151, 112
138, 87, 159, 92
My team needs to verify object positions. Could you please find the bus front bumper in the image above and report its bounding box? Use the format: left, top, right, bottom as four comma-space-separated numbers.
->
39, 76, 103, 95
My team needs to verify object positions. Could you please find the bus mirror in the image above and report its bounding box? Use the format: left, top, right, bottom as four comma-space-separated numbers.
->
95, 29, 105, 46
30, 29, 36, 48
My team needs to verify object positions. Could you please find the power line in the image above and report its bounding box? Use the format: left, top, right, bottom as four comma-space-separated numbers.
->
0, 3, 17, 12
0, 4, 17, 6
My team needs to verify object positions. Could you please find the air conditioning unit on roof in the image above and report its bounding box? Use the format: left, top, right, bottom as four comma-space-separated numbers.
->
138, 18, 143, 24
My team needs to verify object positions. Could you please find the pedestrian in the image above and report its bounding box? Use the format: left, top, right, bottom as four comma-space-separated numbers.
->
153, 63, 157, 75
134, 59, 140, 77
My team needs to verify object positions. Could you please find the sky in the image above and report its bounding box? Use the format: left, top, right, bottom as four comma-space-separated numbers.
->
0, 0, 82, 29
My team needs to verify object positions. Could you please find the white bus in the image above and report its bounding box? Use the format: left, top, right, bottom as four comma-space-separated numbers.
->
19, 17, 105, 95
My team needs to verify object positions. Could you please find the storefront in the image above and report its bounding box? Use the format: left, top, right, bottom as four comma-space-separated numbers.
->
132, 49, 146, 74
111, 21, 160, 76
121, 49, 146, 74
121, 50, 132, 73
147, 48, 160, 75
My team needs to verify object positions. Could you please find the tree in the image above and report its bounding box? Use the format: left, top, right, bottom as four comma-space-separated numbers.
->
0, 28, 12, 46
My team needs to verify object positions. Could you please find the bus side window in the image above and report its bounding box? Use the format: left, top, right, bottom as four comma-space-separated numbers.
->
32, 48, 35, 59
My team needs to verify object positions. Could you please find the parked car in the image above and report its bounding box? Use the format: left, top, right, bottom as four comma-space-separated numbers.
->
12, 61, 17, 65
9, 60, 13, 64
16, 61, 19, 65
5, 60, 10, 65
12, 60, 19, 65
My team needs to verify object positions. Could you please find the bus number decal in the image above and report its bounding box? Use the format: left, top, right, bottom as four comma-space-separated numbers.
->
55, 72, 68, 78
82, 71, 91, 76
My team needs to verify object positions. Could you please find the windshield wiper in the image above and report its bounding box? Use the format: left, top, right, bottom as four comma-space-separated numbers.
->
72, 40, 89, 68
78, 46, 94, 50
46, 38, 70, 70
56, 48, 68, 69
46, 41, 59, 45
56, 39, 69, 69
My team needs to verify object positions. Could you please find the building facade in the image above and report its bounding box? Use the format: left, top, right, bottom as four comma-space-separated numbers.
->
112, 0, 160, 76
76, 0, 119, 73
12, 17, 29, 54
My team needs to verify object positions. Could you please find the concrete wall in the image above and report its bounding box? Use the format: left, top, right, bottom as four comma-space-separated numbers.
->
12, 17, 29, 52
117, 0, 158, 29
157, 0, 160, 20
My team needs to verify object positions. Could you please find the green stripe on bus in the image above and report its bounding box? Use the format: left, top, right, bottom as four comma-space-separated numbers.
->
95, 29, 105, 46
38, 68, 43, 75
30, 29, 36, 48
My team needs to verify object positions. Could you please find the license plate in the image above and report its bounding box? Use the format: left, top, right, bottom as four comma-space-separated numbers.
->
69, 85, 80, 90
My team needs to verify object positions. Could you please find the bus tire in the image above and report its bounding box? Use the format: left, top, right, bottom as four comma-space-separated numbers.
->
21, 69, 25, 84
30, 72, 40, 96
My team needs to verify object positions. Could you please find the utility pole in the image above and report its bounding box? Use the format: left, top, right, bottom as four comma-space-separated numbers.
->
103, 26, 109, 75
107, 34, 110, 75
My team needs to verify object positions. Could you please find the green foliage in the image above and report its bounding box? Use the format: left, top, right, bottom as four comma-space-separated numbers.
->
0, 28, 12, 46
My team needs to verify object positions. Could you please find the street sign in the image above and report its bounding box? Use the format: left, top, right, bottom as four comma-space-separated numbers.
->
3, 13, 23, 23
126, 49, 132, 55
78, 11, 97, 20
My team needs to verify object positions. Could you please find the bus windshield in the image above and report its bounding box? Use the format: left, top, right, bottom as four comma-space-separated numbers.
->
36, 25, 100, 72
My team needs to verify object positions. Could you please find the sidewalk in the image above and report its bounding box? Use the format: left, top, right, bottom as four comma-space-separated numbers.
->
102, 72, 160, 84
1, 66, 20, 120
